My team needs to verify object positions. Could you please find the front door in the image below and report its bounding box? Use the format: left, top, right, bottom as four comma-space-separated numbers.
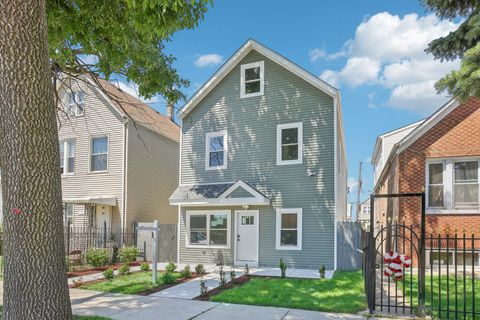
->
235, 210, 259, 266
95, 204, 112, 229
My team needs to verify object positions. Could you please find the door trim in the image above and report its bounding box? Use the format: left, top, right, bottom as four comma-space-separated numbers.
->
234, 210, 260, 267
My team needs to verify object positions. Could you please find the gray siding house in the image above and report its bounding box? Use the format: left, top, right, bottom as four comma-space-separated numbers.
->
58, 76, 179, 233
170, 40, 347, 270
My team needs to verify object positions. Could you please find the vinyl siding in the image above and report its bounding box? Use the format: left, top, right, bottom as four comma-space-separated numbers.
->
179, 50, 336, 269
58, 80, 125, 228
125, 121, 179, 230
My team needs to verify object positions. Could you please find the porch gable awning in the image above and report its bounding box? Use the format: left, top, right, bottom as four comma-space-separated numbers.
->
63, 196, 118, 206
169, 180, 270, 207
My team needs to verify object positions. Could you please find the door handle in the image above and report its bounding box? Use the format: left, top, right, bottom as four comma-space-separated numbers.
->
237, 234, 240, 241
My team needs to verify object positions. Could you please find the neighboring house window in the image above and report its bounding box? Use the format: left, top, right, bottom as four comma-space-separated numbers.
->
90, 136, 108, 172
64, 203, 74, 226
276, 208, 302, 250
186, 211, 230, 248
205, 131, 227, 170
240, 61, 264, 98
66, 91, 85, 116
426, 158, 480, 212
429, 250, 479, 267
59, 140, 75, 175
276, 122, 303, 165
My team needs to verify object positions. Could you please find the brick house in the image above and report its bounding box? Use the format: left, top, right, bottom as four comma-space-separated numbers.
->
373, 97, 480, 264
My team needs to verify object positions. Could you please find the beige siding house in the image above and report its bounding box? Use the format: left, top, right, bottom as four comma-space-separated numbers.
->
58, 76, 179, 232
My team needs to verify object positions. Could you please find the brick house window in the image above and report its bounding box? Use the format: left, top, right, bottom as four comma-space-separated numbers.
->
427, 163, 444, 208
454, 161, 479, 208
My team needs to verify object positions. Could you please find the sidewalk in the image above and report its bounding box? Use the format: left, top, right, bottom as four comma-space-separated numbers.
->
71, 288, 366, 320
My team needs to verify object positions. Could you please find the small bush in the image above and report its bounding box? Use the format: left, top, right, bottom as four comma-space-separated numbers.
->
161, 272, 176, 284
111, 244, 119, 264
103, 268, 114, 280
279, 258, 287, 278
319, 264, 326, 279
230, 269, 236, 282
140, 262, 150, 272
86, 248, 108, 268
119, 246, 138, 264
195, 264, 205, 276
118, 263, 130, 275
200, 278, 208, 296
180, 265, 192, 278
219, 265, 226, 286
244, 264, 249, 276
166, 262, 177, 273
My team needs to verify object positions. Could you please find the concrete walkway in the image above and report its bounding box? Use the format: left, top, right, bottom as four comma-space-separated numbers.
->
71, 288, 366, 320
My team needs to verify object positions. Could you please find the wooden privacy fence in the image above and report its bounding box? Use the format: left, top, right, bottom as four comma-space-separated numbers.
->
135, 222, 177, 263
337, 221, 365, 270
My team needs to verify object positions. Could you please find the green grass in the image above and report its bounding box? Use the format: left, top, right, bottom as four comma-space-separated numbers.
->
80, 271, 181, 295
210, 270, 367, 314
404, 274, 480, 319
0, 306, 110, 319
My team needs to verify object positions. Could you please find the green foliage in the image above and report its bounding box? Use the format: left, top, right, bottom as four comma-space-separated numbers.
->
46, 0, 213, 102
230, 269, 236, 282
200, 278, 208, 296
103, 268, 114, 281
118, 263, 130, 275
244, 264, 249, 276
86, 248, 108, 268
180, 265, 192, 278
166, 262, 177, 273
161, 272, 176, 284
111, 245, 119, 265
319, 265, 326, 279
279, 258, 287, 279
140, 262, 150, 272
119, 246, 138, 264
195, 264, 205, 275
219, 265, 226, 286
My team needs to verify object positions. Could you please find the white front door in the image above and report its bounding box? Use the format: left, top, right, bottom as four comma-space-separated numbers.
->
96, 204, 112, 229
235, 210, 259, 265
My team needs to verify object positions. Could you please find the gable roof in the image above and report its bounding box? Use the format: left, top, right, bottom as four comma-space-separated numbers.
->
179, 39, 339, 119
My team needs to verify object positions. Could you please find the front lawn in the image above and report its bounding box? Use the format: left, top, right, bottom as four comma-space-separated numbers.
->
0, 306, 110, 319
210, 270, 367, 314
80, 271, 181, 295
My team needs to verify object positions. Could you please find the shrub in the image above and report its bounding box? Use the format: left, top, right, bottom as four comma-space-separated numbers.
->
244, 264, 249, 276
111, 244, 119, 264
279, 258, 287, 278
195, 264, 205, 276
200, 278, 208, 296
166, 262, 177, 273
230, 269, 236, 282
140, 262, 150, 272
118, 263, 130, 275
319, 264, 326, 279
219, 265, 226, 286
180, 265, 192, 278
119, 246, 138, 264
103, 268, 114, 280
86, 248, 108, 268
161, 272, 176, 284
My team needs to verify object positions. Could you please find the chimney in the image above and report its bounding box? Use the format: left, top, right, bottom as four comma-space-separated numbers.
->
166, 102, 174, 121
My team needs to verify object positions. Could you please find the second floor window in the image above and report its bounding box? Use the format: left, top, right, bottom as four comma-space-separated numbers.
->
60, 140, 75, 175
277, 122, 303, 165
240, 61, 264, 98
205, 131, 227, 170
91, 136, 108, 172
66, 91, 85, 116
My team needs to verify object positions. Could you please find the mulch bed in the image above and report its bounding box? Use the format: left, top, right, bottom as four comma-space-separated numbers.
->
67, 262, 142, 278
194, 275, 251, 301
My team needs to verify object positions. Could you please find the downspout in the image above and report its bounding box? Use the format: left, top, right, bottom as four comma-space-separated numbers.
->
121, 117, 129, 244
333, 94, 338, 271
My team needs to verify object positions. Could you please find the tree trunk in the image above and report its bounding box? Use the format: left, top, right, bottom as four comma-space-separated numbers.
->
0, 0, 73, 318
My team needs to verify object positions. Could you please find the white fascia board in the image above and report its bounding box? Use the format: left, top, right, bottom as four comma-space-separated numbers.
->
218, 180, 266, 200
169, 197, 270, 207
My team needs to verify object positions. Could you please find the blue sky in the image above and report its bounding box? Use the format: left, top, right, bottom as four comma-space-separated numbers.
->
119, 0, 461, 211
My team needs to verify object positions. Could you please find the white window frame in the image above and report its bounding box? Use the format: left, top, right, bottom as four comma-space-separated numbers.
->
66, 91, 85, 116
240, 61, 264, 98
64, 203, 75, 227
276, 208, 302, 250
205, 131, 227, 170
276, 122, 303, 165
426, 160, 446, 209
60, 139, 75, 176
185, 210, 231, 249
425, 158, 480, 214
89, 135, 109, 173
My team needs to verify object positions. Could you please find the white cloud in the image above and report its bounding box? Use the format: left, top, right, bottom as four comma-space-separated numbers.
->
194, 53, 224, 68
309, 48, 326, 62
319, 12, 461, 113
348, 177, 358, 192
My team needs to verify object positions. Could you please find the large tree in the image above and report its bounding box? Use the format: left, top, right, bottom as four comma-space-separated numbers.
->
423, 0, 480, 99
0, 0, 211, 319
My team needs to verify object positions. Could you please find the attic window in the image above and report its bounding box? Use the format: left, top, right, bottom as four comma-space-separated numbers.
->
240, 61, 264, 98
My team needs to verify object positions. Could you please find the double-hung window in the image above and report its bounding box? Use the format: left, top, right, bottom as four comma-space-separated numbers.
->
187, 211, 230, 248
90, 136, 108, 172
60, 140, 75, 175
276, 208, 302, 250
454, 161, 479, 208
66, 91, 85, 116
427, 162, 444, 208
277, 122, 303, 165
64, 203, 74, 226
205, 131, 227, 170
240, 61, 264, 98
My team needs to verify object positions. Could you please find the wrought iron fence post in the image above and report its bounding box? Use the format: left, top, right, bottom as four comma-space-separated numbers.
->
368, 195, 376, 314
103, 220, 107, 249
418, 192, 426, 316
66, 222, 71, 272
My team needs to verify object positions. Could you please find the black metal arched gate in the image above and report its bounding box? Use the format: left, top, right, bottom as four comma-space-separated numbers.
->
364, 192, 426, 316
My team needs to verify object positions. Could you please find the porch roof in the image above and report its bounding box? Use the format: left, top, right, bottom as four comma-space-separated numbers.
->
63, 196, 118, 206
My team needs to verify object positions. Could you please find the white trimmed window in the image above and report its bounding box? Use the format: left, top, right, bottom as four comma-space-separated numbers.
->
426, 158, 480, 212
205, 131, 227, 170
276, 208, 302, 250
276, 122, 303, 165
90, 136, 108, 172
60, 139, 75, 175
186, 211, 230, 248
66, 91, 85, 116
240, 61, 264, 98
64, 203, 74, 226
